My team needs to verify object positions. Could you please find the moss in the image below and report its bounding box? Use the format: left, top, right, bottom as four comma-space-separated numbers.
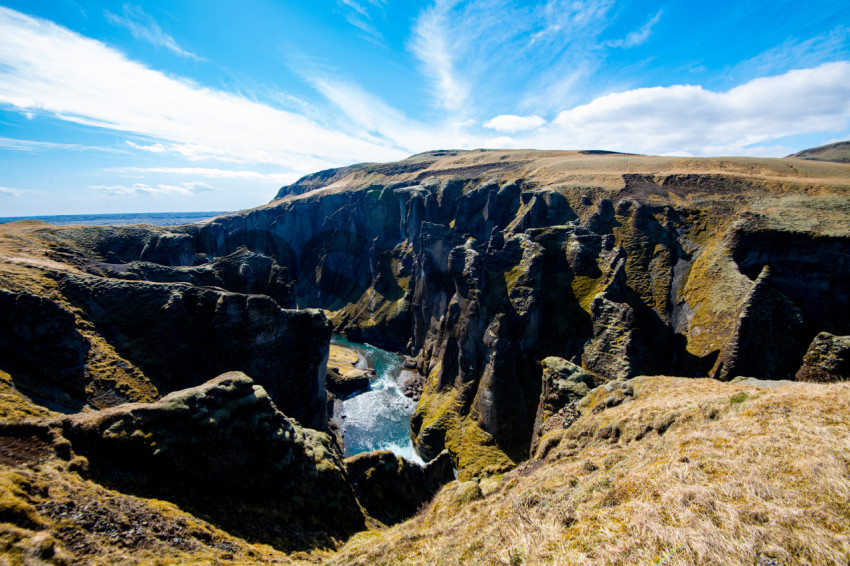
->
0, 370, 57, 422
729, 392, 749, 405
446, 416, 515, 481
415, 386, 460, 433
611, 210, 659, 310
82, 331, 159, 407
570, 275, 604, 313
0, 488, 46, 531
503, 265, 524, 292
680, 236, 750, 358
413, 386, 515, 479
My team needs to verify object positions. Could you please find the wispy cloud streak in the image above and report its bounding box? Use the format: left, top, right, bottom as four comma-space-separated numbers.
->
337, 0, 386, 43
91, 181, 215, 196
0, 137, 121, 153
410, 0, 616, 117
112, 167, 298, 184
0, 186, 29, 197
411, 0, 469, 115
607, 10, 662, 48
105, 4, 199, 60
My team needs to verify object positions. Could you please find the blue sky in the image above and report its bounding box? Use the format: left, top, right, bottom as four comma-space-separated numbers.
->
1, 1, 849, 216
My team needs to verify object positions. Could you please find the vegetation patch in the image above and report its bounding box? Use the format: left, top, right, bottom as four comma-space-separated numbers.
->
330, 377, 850, 565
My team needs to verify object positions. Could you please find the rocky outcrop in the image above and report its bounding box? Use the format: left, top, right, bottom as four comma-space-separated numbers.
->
191, 152, 849, 476
59, 275, 330, 429
581, 259, 640, 380
796, 332, 850, 382
343, 449, 454, 526
531, 357, 593, 451
326, 367, 371, 397
61, 373, 364, 550
97, 247, 295, 309
0, 289, 89, 404
325, 344, 371, 397
714, 266, 805, 381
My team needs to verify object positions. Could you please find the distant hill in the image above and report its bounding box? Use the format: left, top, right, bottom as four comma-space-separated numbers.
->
788, 140, 850, 163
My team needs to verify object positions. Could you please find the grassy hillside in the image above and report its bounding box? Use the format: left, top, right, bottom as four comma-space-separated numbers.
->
788, 141, 850, 163
328, 376, 850, 566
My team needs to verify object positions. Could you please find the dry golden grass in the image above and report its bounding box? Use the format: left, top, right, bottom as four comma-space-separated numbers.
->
327, 377, 850, 566
0, 371, 58, 423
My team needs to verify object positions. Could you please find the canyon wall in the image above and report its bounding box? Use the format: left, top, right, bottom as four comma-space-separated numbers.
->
3, 150, 849, 478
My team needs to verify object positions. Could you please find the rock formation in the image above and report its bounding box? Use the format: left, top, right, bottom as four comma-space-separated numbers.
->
2, 148, 849, 480
531, 356, 594, 451
61, 373, 364, 549
0, 288, 89, 406
343, 449, 454, 526
796, 332, 850, 382
1, 145, 850, 563
326, 344, 371, 397
59, 274, 330, 429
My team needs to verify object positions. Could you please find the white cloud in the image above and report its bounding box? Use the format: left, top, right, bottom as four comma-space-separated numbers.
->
483, 114, 546, 132
91, 182, 215, 196
307, 76, 448, 151
410, 0, 616, 117
0, 186, 28, 197
411, 0, 469, 114
104, 5, 200, 60
126, 141, 169, 153
606, 10, 662, 49
113, 167, 299, 184
0, 7, 408, 174
541, 62, 850, 155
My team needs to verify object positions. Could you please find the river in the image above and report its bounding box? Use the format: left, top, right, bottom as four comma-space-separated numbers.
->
331, 336, 423, 464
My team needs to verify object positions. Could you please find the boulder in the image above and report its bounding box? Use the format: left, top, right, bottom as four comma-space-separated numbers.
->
61, 373, 364, 550
326, 367, 371, 397
796, 332, 850, 383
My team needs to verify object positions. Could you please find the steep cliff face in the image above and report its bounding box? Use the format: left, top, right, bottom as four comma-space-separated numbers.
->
3, 150, 848, 479
59, 275, 330, 429
0, 221, 329, 426
191, 150, 850, 477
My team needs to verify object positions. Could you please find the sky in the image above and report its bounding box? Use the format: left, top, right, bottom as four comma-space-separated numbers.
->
0, 1, 849, 216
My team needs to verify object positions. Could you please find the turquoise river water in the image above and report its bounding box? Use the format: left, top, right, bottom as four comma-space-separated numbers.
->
331, 336, 423, 464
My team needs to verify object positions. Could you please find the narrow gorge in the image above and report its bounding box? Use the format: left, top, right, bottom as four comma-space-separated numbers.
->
1, 147, 849, 564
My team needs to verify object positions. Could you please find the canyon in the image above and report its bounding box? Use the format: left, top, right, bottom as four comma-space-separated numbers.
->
1, 146, 849, 564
